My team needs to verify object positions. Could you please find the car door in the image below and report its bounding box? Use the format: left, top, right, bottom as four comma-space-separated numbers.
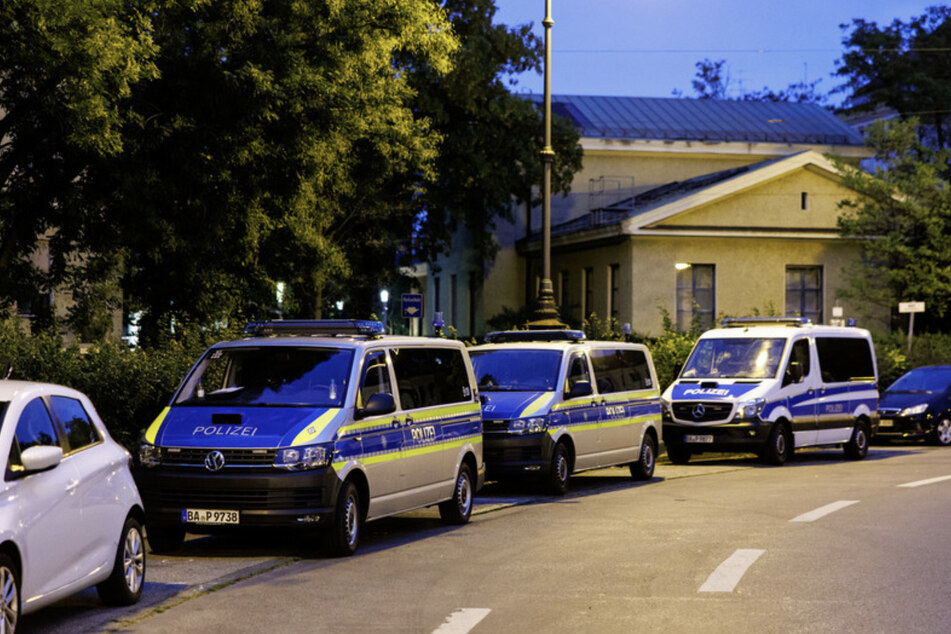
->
783, 338, 818, 446
563, 351, 601, 470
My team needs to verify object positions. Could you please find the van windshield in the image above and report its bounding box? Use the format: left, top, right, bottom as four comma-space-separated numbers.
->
681, 338, 786, 380
469, 349, 561, 391
175, 347, 353, 407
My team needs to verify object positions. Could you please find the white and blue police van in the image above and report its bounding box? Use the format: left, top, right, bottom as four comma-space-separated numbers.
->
469, 330, 662, 494
135, 320, 483, 556
662, 317, 878, 465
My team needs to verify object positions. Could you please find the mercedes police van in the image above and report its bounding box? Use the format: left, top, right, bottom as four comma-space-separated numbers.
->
135, 320, 483, 556
662, 317, 878, 465
469, 330, 662, 494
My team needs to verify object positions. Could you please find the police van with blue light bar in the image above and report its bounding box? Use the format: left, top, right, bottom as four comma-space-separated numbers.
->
135, 320, 483, 556
661, 317, 878, 465
468, 330, 662, 494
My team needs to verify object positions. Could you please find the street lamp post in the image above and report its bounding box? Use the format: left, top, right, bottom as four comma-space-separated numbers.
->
528, 0, 566, 330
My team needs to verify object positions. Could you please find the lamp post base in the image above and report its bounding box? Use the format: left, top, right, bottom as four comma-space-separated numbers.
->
527, 279, 567, 330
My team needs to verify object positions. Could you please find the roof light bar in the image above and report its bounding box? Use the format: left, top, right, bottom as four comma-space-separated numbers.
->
720, 317, 811, 328
244, 319, 385, 337
485, 329, 586, 343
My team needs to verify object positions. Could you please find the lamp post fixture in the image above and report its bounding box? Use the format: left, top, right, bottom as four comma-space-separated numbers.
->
528, 0, 567, 330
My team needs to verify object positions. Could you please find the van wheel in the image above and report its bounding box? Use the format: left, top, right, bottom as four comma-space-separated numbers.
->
762, 423, 790, 466
547, 443, 570, 495
666, 445, 691, 465
326, 481, 361, 557
146, 524, 185, 554
97, 516, 146, 606
629, 434, 656, 480
0, 554, 19, 634
844, 420, 870, 460
439, 463, 474, 525
931, 417, 951, 446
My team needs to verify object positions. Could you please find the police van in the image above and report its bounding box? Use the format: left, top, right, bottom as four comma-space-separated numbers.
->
662, 317, 878, 465
469, 330, 662, 494
135, 320, 483, 556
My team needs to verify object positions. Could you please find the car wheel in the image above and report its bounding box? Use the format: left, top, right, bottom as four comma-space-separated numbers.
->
439, 463, 474, 525
931, 417, 951, 446
629, 434, 656, 480
844, 420, 870, 460
546, 443, 570, 495
0, 554, 19, 634
762, 422, 790, 466
325, 481, 361, 557
666, 445, 691, 465
146, 524, 185, 554
97, 516, 146, 606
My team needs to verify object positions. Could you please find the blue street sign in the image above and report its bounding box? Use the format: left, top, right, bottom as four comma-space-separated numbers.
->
401, 293, 423, 319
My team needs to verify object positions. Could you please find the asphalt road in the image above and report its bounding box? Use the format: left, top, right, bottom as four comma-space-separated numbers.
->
24, 443, 951, 633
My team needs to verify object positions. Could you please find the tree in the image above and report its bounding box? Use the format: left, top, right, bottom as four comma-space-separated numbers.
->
676, 57, 826, 104
0, 0, 159, 328
836, 6, 951, 148
835, 118, 951, 330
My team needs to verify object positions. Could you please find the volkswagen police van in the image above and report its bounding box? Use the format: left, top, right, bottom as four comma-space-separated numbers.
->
662, 317, 878, 465
135, 320, 483, 556
469, 330, 662, 494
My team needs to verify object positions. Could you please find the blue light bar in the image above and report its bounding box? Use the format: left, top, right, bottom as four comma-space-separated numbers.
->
485, 330, 586, 343
244, 320, 385, 337
720, 317, 811, 328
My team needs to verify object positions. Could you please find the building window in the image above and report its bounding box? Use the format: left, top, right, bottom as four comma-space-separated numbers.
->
433, 277, 441, 315
468, 272, 477, 336
786, 266, 822, 324
583, 267, 593, 318
450, 274, 457, 328
559, 270, 570, 310
676, 263, 715, 331
801, 192, 809, 210
608, 263, 619, 319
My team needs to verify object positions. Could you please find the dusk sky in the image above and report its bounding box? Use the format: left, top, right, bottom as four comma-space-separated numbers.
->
494, 1, 936, 105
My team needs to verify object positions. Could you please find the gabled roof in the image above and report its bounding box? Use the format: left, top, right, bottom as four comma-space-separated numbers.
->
542, 95, 864, 146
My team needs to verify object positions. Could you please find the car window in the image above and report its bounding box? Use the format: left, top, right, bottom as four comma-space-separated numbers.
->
10, 398, 60, 469
391, 347, 472, 409
589, 348, 653, 392
815, 337, 875, 383
565, 353, 591, 393
784, 339, 811, 384
49, 396, 101, 452
358, 350, 393, 409
469, 349, 561, 392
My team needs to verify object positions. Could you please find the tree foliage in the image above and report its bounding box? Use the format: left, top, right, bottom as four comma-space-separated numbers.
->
676, 57, 826, 104
835, 118, 951, 329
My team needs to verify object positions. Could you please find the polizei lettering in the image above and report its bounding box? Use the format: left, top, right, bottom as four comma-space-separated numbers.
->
682, 388, 731, 397
193, 425, 258, 437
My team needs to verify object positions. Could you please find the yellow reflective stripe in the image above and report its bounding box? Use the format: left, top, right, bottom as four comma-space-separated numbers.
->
338, 403, 480, 436
331, 434, 482, 467
551, 398, 594, 412
338, 418, 392, 436
599, 390, 661, 403
291, 409, 342, 446
549, 414, 657, 435
519, 393, 555, 418
144, 407, 170, 444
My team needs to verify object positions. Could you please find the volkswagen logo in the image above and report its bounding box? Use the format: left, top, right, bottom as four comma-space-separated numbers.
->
204, 450, 226, 472
692, 403, 706, 420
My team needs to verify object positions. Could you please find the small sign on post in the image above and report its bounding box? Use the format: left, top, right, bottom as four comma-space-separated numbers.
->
899, 301, 925, 354
401, 293, 423, 335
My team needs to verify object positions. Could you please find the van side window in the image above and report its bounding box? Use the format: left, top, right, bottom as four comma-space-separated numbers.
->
358, 351, 392, 409
815, 337, 875, 382
784, 339, 810, 384
391, 348, 471, 409
590, 348, 653, 392
565, 353, 591, 393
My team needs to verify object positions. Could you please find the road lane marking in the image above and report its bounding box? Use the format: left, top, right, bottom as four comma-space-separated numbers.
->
432, 608, 492, 634
898, 474, 951, 488
698, 549, 765, 593
790, 500, 859, 523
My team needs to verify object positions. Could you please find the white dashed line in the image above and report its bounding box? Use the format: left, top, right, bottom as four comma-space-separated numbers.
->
790, 500, 859, 523
699, 549, 765, 593
898, 474, 951, 488
431, 608, 492, 634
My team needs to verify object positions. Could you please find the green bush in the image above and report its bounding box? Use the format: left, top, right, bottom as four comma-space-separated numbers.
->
873, 331, 951, 388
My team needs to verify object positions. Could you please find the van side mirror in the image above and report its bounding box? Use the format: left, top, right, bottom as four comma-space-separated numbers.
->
357, 392, 396, 418
784, 362, 804, 386
567, 380, 593, 399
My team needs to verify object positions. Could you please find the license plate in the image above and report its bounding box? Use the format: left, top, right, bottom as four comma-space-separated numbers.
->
182, 509, 240, 525
684, 434, 714, 444
879, 419, 893, 428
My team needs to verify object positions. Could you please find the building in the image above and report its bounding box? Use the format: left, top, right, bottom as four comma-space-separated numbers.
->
424, 95, 880, 337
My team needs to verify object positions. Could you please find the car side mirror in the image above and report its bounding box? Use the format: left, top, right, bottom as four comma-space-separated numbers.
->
784, 361, 804, 386
20, 445, 63, 473
567, 380, 593, 399
358, 392, 396, 418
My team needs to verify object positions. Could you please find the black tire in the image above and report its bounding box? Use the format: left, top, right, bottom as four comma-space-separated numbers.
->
666, 444, 691, 465
546, 442, 570, 495
146, 524, 185, 554
762, 422, 791, 466
931, 417, 951, 446
844, 420, 870, 460
439, 463, 474, 525
325, 481, 361, 557
629, 434, 656, 480
97, 516, 146, 606
0, 553, 19, 634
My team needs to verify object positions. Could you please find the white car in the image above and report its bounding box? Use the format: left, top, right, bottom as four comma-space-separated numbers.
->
0, 381, 146, 631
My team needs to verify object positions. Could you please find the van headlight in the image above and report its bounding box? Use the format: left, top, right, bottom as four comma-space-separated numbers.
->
139, 443, 161, 468
737, 398, 765, 420
509, 417, 548, 435
275, 443, 333, 470
899, 403, 928, 417
660, 399, 672, 422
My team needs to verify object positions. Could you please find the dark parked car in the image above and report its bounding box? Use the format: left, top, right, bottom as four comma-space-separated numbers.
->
876, 365, 951, 446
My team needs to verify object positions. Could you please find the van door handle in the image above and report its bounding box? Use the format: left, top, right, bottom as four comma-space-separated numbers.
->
404, 415, 414, 425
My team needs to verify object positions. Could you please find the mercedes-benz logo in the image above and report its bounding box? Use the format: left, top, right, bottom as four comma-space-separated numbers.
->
692, 403, 706, 420
204, 450, 226, 472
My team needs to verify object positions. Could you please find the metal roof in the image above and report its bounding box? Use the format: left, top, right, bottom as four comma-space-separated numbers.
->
542, 95, 864, 146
